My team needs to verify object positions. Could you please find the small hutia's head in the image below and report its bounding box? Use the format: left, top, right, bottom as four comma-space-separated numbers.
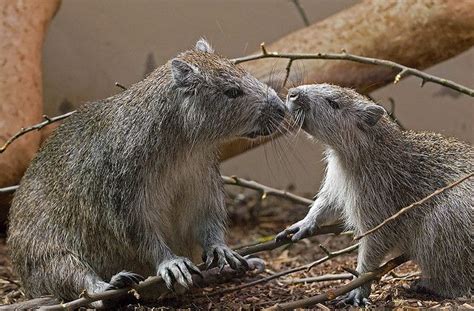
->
169, 39, 286, 143
286, 84, 387, 147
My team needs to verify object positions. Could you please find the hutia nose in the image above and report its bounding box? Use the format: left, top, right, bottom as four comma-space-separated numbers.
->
269, 93, 287, 119
287, 88, 300, 102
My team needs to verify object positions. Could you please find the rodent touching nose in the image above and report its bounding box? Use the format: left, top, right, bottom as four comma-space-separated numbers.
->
269, 93, 287, 120
286, 87, 309, 112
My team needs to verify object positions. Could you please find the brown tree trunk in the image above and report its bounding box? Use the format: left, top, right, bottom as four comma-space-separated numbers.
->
219, 0, 474, 160
0, 0, 61, 230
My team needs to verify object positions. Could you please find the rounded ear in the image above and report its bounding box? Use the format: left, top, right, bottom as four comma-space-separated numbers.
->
359, 105, 386, 126
171, 59, 200, 87
195, 38, 214, 53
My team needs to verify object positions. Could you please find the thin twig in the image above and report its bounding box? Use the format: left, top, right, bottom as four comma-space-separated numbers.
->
387, 97, 405, 130
0, 82, 128, 154
0, 185, 19, 194
355, 172, 473, 240
193, 244, 358, 298
290, 0, 310, 27
232, 47, 474, 97
222, 175, 313, 206
283, 59, 293, 87
1, 175, 314, 207
39, 224, 345, 310
0, 112, 75, 154
282, 273, 353, 285
268, 255, 409, 310
114, 82, 127, 91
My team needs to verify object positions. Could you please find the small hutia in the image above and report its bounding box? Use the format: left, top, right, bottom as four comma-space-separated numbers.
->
277, 83, 473, 306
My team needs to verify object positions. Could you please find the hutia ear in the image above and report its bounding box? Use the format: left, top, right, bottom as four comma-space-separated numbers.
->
359, 105, 386, 126
171, 59, 200, 87
195, 38, 214, 53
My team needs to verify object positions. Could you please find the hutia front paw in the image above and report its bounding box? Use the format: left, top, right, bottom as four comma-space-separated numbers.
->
275, 218, 316, 242
202, 245, 249, 271
157, 256, 201, 290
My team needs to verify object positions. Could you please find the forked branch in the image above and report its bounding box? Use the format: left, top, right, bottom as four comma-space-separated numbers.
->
233, 45, 474, 96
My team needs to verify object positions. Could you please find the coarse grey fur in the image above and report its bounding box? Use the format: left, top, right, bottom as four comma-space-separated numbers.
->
277, 84, 473, 305
8, 39, 286, 306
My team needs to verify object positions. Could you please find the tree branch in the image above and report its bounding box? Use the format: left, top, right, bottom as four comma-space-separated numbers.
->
0, 185, 18, 194
222, 175, 313, 206
290, 0, 310, 27
267, 255, 409, 310
192, 243, 358, 299
0, 83, 127, 154
0, 112, 75, 154
282, 273, 353, 285
232, 47, 474, 97
354, 172, 473, 240
38, 224, 345, 310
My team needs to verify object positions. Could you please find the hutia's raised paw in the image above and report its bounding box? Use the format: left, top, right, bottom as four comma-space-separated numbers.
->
203, 245, 249, 272
275, 217, 316, 242
158, 256, 201, 290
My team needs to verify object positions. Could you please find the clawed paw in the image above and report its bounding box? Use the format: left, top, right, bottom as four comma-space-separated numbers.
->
202, 245, 249, 272
105, 271, 145, 290
336, 288, 371, 307
157, 257, 202, 290
275, 218, 316, 242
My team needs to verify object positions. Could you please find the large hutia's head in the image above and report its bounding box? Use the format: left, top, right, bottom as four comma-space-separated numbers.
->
169, 39, 286, 143
286, 84, 387, 147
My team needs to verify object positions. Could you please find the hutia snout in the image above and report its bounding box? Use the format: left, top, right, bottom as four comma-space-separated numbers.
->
286, 87, 309, 112
244, 93, 287, 139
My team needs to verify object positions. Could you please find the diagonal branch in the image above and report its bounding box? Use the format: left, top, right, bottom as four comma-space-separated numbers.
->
192, 243, 358, 299
354, 172, 473, 240
267, 255, 409, 310
222, 175, 313, 206
0, 185, 19, 194
232, 46, 474, 97
0, 111, 75, 154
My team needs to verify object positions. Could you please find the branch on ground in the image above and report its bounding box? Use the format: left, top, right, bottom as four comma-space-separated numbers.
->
192, 243, 358, 299
222, 175, 313, 206
268, 255, 409, 310
38, 224, 346, 310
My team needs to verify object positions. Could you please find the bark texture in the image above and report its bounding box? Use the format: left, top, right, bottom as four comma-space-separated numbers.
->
0, 0, 61, 230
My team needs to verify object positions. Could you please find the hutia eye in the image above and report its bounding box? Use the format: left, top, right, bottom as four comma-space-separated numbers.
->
327, 98, 340, 109
224, 88, 244, 98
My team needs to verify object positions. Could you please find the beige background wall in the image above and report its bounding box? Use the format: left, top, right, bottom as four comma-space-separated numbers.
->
42, 0, 473, 194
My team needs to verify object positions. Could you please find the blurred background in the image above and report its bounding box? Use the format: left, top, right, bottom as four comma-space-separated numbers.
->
41, 0, 473, 193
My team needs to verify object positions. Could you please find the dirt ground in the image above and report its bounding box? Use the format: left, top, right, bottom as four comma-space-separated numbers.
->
0, 191, 472, 310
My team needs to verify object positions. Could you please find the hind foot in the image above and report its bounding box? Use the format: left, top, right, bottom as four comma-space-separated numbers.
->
409, 279, 437, 295
337, 286, 371, 307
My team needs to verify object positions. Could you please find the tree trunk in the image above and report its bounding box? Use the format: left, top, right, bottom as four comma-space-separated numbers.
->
0, 0, 61, 230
